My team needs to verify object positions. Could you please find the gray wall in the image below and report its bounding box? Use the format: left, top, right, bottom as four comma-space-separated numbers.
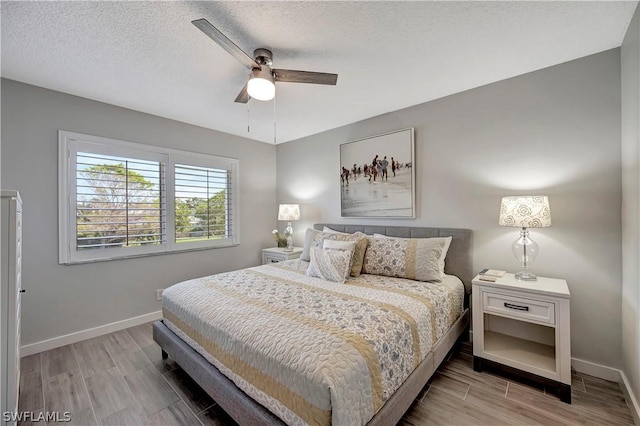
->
1, 79, 277, 345
277, 50, 623, 368
622, 3, 640, 407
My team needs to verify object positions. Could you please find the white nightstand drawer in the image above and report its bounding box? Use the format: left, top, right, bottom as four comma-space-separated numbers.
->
264, 254, 284, 264
483, 291, 555, 325
261, 247, 303, 265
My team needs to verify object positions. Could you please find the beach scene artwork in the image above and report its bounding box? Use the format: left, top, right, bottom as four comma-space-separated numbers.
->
340, 128, 415, 218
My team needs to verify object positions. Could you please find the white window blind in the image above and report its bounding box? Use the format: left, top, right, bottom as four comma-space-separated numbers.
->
59, 131, 239, 264
174, 164, 232, 243
76, 152, 165, 250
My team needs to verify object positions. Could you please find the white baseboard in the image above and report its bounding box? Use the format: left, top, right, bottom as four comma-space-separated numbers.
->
572, 356, 640, 424
571, 356, 622, 382
620, 370, 640, 425
20, 310, 163, 357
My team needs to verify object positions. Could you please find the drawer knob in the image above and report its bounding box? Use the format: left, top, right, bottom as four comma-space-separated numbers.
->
504, 302, 528, 311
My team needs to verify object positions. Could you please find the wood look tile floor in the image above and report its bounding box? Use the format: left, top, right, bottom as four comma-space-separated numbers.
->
19, 323, 634, 425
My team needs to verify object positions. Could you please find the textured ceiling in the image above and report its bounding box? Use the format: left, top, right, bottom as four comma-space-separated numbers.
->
1, 1, 637, 144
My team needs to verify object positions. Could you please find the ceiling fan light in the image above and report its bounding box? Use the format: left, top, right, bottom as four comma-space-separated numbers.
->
247, 68, 275, 101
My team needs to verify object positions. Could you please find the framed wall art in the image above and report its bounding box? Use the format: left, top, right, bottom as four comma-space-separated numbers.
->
340, 128, 415, 218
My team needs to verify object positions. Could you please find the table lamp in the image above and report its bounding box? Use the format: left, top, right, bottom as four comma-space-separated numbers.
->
278, 204, 300, 252
499, 196, 551, 281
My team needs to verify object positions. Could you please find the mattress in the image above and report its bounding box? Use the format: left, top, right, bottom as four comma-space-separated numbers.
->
162, 259, 464, 426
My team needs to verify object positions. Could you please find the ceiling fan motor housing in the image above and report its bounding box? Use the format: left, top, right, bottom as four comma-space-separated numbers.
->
254, 48, 273, 67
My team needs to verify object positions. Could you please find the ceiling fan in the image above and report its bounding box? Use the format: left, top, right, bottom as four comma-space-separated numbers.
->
192, 18, 338, 103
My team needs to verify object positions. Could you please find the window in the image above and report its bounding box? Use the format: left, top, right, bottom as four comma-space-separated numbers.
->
174, 163, 232, 244
59, 131, 239, 264
75, 152, 164, 251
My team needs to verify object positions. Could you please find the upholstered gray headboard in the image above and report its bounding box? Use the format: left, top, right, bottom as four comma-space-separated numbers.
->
314, 224, 473, 293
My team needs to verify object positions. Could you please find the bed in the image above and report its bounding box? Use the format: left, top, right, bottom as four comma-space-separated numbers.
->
153, 224, 473, 425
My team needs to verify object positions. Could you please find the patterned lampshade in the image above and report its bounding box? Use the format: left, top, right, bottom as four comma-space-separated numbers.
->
278, 204, 300, 221
499, 196, 551, 228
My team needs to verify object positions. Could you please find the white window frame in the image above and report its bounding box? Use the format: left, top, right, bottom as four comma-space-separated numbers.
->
59, 130, 240, 264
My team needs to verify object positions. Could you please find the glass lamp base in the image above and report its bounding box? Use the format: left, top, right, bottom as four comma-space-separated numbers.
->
515, 271, 537, 281
284, 234, 293, 252
512, 228, 539, 281
283, 222, 295, 252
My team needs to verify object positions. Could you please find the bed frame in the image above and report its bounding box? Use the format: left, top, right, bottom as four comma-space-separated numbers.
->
153, 224, 473, 425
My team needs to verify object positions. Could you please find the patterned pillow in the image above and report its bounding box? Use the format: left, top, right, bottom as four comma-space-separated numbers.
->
306, 247, 352, 283
301, 229, 369, 277
373, 234, 452, 280
362, 237, 444, 282
322, 239, 356, 273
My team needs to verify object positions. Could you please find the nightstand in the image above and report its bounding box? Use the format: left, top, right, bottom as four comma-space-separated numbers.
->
262, 247, 303, 264
472, 273, 571, 403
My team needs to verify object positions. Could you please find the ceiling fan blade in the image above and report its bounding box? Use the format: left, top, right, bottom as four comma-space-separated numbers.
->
273, 69, 338, 85
192, 18, 260, 70
234, 83, 250, 103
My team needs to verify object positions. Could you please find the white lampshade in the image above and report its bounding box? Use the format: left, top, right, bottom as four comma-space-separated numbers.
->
499, 196, 551, 228
278, 204, 300, 221
247, 68, 275, 101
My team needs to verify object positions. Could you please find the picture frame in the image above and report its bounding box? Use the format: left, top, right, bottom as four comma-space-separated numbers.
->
340, 128, 415, 218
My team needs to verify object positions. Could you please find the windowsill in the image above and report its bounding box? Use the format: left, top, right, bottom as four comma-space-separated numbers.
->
60, 242, 240, 265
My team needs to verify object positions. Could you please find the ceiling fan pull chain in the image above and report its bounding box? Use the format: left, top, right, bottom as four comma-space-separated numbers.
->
247, 105, 251, 133
273, 96, 277, 144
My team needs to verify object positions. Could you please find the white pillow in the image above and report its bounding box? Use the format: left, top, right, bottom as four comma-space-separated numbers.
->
322, 239, 356, 251
322, 226, 349, 235
301, 229, 370, 277
306, 247, 352, 283
323, 239, 356, 274
372, 233, 452, 279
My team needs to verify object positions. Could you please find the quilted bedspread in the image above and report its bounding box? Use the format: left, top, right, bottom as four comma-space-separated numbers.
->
162, 259, 464, 426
